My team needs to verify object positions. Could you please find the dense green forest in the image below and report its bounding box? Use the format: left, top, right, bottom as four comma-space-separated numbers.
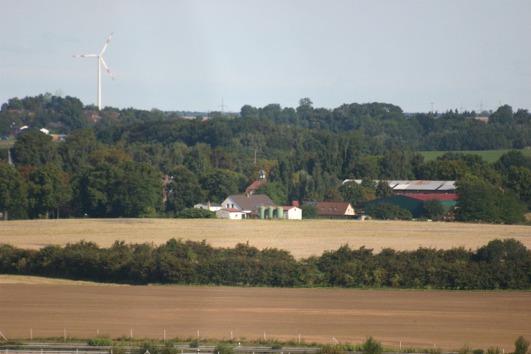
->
1, 238, 530, 290
0, 94, 530, 223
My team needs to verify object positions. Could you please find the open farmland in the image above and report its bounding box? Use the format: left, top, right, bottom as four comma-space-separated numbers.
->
2, 219, 530, 350
1, 218, 530, 258
0, 281, 530, 351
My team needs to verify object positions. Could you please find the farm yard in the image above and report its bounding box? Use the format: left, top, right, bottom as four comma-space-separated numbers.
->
1, 219, 530, 351
1, 218, 530, 259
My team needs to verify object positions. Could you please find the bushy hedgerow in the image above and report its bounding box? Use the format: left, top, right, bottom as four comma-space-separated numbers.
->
0, 238, 530, 290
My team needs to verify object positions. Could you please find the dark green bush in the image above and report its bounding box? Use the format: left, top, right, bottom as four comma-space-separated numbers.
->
366, 203, 412, 220
177, 208, 216, 219
362, 337, 383, 354
88, 338, 112, 346
514, 336, 529, 354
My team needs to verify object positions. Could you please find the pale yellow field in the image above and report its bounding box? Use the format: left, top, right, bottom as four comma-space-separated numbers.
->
1, 218, 530, 258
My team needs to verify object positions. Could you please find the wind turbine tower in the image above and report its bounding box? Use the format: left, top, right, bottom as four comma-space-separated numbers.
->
73, 32, 115, 110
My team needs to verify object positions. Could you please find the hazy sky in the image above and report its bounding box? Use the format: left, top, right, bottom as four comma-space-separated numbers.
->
1, 0, 530, 113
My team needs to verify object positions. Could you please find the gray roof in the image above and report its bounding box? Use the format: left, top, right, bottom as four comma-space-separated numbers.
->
402, 180, 447, 191
343, 179, 456, 192
437, 181, 456, 191
226, 194, 276, 212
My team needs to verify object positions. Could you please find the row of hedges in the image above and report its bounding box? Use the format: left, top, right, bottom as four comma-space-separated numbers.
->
1, 238, 530, 289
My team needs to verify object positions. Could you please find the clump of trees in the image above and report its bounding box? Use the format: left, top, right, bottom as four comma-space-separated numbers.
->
1, 238, 529, 290
365, 202, 412, 220
1, 94, 530, 223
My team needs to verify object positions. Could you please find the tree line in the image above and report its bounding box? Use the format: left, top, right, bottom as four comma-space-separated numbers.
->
1, 238, 529, 290
0, 95, 530, 223
3, 95, 529, 151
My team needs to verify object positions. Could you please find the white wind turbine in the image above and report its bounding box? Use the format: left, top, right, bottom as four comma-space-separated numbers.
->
73, 32, 115, 110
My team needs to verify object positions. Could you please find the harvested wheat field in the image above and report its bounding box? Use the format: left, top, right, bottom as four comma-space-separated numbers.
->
1, 218, 530, 258
0, 281, 530, 351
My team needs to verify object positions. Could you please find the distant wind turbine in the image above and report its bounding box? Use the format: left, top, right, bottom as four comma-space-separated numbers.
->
73, 32, 115, 110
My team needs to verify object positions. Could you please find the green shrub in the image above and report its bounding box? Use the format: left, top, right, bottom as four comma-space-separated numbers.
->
213, 343, 234, 354
362, 337, 383, 354
177, 208, 216, 219
458, 345, 471, 354
318, 344, 344, 354
88, 338, 113, 346
486, 347, 501, 354
366, 203, 412, 220
514, 336, 530, 354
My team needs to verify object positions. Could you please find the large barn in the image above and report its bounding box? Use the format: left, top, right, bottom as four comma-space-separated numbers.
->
364, 193, 458, 218
343, 179, 456, 194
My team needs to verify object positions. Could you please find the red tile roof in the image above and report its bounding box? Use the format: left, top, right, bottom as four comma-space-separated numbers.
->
400, 193, 459, 201
246, 179, 267, 193
309, 202, 355, 216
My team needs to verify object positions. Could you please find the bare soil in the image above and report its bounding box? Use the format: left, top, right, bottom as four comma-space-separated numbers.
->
0, 283, 529, 351
1, 219, 530, 259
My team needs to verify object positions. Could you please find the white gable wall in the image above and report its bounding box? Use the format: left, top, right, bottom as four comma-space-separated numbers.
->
285, 207, 302, 220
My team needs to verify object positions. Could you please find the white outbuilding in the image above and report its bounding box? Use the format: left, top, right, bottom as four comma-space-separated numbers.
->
216, 208, 244, 220
281, 206, 302, 220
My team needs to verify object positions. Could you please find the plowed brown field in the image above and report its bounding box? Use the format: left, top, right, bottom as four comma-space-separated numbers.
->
1, 218, 530, 258
1, 284, 530, 351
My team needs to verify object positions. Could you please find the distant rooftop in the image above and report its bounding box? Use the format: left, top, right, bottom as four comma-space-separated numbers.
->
344, 179, 456, 193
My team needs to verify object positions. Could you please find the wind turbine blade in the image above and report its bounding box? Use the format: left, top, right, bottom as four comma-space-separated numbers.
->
100, 57, 115, 80
73, 54, 98, 58
99, 32, 114, 55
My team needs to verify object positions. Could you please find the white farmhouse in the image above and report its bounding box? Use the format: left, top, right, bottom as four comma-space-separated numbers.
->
220, 194, 276, 217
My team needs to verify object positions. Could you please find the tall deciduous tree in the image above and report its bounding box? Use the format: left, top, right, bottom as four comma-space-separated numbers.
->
27, 164, 71, 219
59, 128, 100, 173
165, 165, 204, 214
0, 161, 28, 219
200, 168, 243, 203
379, 148, 413, 179
256, 182, 288, 206
11, 130, 59, 167
375, 180, 394, 198
184, 143, 212, 177
110, 161, 162, 217
456, 175, 525, 224
73, 159, 162, 218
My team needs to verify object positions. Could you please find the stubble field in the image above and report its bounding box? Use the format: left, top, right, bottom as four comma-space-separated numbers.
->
1, 219, 530, 350
1, 218, 530, 258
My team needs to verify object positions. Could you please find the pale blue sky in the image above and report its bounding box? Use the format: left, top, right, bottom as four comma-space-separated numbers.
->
1, 0, 530, 113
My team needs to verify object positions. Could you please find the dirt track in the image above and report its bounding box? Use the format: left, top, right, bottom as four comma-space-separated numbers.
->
1, 284, 530, 351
